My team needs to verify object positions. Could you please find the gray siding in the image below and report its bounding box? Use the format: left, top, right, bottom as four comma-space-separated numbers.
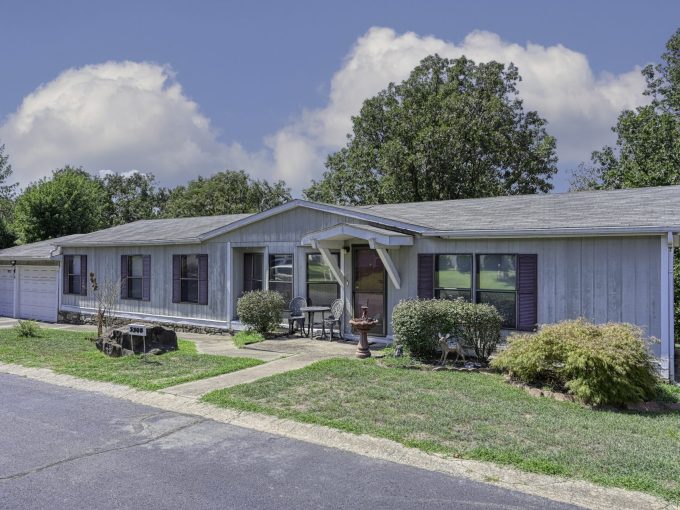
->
61, 243, 228, 326
61, 207, 664, 360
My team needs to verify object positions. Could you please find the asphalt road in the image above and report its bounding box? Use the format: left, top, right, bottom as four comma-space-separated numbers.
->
0, 373, 582, 510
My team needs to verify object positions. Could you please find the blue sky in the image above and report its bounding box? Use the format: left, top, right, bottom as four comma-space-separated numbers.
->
1, 1, 679, 194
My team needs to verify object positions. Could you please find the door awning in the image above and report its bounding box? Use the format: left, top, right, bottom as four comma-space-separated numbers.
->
301, 223, 413, 289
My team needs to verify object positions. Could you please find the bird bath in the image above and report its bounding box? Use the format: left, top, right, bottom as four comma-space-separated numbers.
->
349, 305, 377, 359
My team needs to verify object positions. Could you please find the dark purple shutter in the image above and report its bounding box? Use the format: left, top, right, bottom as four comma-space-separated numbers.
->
417, 254, 434, 299
63, 255, 72, 294
120, 255, 129, 299
198, 254, 209, 305
517, 254, 538, 331
142, 255, 151, 301
80, 255, 88, 296
172, 255, 181, 303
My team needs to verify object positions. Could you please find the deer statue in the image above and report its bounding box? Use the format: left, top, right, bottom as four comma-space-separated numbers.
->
438, 333, 465, 365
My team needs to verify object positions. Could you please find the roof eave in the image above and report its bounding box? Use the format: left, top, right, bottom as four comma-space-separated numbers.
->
422, 226, 680, 239
57, 238, 201, 248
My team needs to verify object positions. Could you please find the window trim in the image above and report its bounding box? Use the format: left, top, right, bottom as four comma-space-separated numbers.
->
305, 251, 341, 306
434, 253, 473, 301
179, 254, 200, 304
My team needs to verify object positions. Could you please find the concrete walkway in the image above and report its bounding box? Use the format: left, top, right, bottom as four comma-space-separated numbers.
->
162, 335, 360, 397
160, 352, 330, 398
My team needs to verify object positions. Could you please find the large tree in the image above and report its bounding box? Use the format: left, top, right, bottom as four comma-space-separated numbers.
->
13, 166, 108, 243
304, 54, 558, 205
571, 28, 680, 190
100, 171, 167, 226
0, 144, 17, 248
163, 170, 291, 218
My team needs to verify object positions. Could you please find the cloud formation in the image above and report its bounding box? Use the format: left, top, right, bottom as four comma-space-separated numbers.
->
0, 61, 270, 188
0, 28, 649, 192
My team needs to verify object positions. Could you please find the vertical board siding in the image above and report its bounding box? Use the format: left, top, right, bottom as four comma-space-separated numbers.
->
198, 254, 209, 305
142, 255, 151, 301
120, 255, 129, 299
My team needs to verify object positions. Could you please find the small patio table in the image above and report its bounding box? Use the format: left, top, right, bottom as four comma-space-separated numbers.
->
299, 305, 331, 339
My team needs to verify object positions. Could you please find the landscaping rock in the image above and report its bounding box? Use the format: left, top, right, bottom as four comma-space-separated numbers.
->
96, 325, 178, 356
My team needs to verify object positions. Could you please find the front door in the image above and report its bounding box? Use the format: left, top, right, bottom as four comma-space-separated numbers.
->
243, 253, 263, 293
353, 247, 386, 336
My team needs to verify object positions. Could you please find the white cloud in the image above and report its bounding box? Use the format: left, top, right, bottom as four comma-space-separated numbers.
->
267, 27, 648, 191
0, 28, 649, 193
0, 61, 270, 188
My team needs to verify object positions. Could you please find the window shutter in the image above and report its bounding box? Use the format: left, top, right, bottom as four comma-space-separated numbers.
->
517, 254, 538, 331
417, 254, 434, 299
198, 254, 209, 305
142, 255, 151, 301
120, 255, 129, 299
80, 255, 88, 296
63, 255, 72, 294
172, 255, 181, 303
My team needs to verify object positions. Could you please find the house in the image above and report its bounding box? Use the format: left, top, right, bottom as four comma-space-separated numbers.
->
0, 186, 677, 380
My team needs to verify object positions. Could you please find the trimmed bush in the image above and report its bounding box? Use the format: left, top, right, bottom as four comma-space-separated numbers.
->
14, 320, 41, 338
237, 290, 285, 334
392, 298, 502, 360
491, 319, 660, 405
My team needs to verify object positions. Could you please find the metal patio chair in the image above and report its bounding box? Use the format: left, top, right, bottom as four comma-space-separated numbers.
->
323, 298, 344, 341
288, 297, 307, 337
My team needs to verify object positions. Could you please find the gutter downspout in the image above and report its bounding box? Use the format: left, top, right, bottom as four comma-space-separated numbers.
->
668, 233, 676, 382
51, 245, 63, 321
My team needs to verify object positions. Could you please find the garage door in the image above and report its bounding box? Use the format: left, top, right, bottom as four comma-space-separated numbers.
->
18, 266, 58, 323
0, 268, 13, 317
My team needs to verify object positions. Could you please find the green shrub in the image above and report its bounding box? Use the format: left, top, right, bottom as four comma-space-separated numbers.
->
392, 299, 502, 360
233, 330, 265, 348
237, 290, 285, 334
14, 320, 41, 338
491, 319, 660, 405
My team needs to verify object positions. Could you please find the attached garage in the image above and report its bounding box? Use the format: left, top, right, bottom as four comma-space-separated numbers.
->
0, 234, 82, 323
0, 264, 59, 322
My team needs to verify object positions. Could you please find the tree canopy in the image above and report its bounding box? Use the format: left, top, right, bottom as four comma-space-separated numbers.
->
162, 170, 291, 218
101, 172, 167, 226
0, 144, 17, 248
571, 28, 680, 190
13, 166, 109, 244
304, 54, 558, 205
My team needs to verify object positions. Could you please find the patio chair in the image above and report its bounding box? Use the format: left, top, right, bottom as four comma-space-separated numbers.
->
323, 298, 344, 341
288, 297, 307, 337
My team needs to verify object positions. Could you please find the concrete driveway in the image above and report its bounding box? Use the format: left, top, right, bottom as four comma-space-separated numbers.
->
0, 373, 581, 510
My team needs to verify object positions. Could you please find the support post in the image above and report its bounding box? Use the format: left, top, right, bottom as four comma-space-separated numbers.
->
375, 246, 401, 290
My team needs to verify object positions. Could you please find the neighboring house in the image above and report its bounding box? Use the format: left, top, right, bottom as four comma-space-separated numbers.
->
0, 186, 677, 380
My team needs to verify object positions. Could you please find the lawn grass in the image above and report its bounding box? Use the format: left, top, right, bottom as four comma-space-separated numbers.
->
203, 358, 680, 503
0, 327, 262, 390
233, 330, 265, 348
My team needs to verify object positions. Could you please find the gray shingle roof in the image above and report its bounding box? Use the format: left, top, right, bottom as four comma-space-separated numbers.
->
351, 186, 680, 234
58, 214, 252, 246
0, 234, 84, 260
